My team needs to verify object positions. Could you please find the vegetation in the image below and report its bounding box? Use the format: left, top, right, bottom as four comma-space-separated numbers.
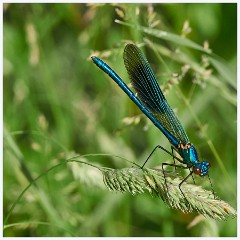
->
3, 3, 236, 237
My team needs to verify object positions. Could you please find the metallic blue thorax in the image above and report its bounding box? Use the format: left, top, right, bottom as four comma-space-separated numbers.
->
177, 143, 198, 165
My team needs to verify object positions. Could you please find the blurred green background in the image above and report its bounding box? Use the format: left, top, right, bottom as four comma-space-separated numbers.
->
3, 3, 237, 237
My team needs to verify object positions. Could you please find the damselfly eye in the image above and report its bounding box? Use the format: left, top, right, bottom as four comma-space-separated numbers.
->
193, 167, 201, 175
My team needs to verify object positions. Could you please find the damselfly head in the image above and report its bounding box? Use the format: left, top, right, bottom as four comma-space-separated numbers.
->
193, 161, 211, 177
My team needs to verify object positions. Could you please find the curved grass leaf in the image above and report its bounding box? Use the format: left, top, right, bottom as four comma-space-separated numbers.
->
115, 20, 211, 54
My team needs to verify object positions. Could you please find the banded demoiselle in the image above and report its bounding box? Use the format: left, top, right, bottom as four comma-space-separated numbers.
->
91, 44, 215, 201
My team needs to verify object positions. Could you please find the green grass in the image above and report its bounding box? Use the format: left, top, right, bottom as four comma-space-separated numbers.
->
3, 3, 237, 237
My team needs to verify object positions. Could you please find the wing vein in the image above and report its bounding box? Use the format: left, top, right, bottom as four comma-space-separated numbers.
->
123, 44, 189, 144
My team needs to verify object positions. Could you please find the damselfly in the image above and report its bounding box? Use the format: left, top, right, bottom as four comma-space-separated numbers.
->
91, 44, 215, 201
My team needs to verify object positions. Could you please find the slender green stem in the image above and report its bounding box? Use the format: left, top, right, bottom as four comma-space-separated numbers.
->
4, 221, 76, 237
3, 153, 139, 226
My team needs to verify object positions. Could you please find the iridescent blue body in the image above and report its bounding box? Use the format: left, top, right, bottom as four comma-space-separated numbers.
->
91, 44, 211, 179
